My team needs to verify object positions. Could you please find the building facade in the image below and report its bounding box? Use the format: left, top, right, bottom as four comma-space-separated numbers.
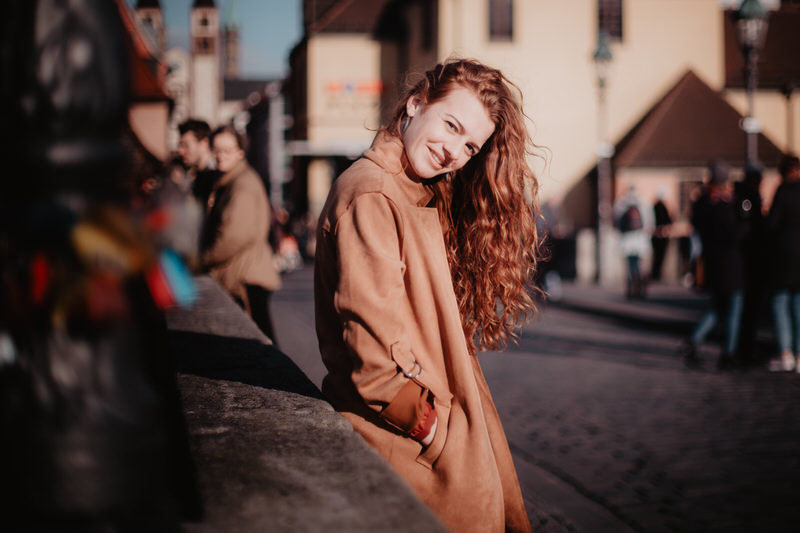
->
289, 0, 799, 283
132, 0, 280, 197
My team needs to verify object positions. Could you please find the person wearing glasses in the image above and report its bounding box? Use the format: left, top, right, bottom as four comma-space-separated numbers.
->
201, 125, 281, 344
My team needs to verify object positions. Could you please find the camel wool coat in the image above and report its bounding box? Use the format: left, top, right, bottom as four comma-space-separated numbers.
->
314, 133, 531, 533
201, 159, 280, 312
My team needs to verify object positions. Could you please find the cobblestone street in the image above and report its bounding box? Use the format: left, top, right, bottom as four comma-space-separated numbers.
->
274, 267, 800, 533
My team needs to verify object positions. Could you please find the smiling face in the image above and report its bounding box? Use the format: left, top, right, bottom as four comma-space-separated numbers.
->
401, 86, 495, 180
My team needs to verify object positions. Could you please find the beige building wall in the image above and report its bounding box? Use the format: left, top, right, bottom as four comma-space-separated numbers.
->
725, 90, 800, 156
303, 34, 384, 219
307, 35, 383, 143
435, 0, 728, 203
296, 0, 796, 268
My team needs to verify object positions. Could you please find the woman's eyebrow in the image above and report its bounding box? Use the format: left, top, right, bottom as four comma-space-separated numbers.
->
444, 113, 464, 133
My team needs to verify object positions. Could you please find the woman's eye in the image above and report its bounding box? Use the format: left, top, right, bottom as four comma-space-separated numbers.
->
466, 145, 476, 156
446, 121, 457, 132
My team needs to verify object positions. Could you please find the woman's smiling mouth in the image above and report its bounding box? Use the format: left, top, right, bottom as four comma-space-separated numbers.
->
429, 148, 444, 168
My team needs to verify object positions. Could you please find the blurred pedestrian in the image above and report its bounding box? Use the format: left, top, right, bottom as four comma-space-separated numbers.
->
314, 59, 539, 533
534, 197, 564, 301
177, 119, 220, 206
735, 164, 766, 365
650, 187, 672, 281
680, 160, 748, 370
201, 125, 281, 343
614, 185, 652, 298
270, 206, 303, 273
766, 154, 800, 372
132, 156, 204, 271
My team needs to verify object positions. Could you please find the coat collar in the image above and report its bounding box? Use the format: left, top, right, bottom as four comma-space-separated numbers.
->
214, 159, 248, 189
363, 131, 434, 208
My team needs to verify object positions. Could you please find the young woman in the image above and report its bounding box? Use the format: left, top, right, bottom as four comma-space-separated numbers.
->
314, 59, 542, 532
201, 125, 281, 343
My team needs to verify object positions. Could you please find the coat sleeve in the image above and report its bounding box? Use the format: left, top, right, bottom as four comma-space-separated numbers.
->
332, 191, 434, 435
766, 186, 785, 233
202, 174, 266, 269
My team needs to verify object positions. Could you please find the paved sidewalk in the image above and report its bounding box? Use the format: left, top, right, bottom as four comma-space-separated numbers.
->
553, 280, 776, 357
557, 281, 708, 332
272, 267, 798, 532
481, 279, 799, 533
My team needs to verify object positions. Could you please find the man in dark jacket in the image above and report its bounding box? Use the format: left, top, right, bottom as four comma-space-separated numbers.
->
735, 164, 765, 365
177, 119, 220, 207
681, 160, 748, 370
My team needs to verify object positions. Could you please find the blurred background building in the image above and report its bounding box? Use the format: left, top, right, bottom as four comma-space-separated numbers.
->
287, 0, 799, 285
122, 0, 800, 286
129, 0, 287, 200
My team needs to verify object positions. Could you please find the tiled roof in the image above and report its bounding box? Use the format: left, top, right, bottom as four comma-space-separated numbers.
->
304, 0, 339, 29
223, 79, 278, 102
614, 70, 783, 169
724, 6, 800, 90
306, 0, 391, 35
116, 0, 168, 101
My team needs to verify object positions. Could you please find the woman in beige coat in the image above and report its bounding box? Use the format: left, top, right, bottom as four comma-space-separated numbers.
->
202, 125, 281, 342
315, 59, 542, 532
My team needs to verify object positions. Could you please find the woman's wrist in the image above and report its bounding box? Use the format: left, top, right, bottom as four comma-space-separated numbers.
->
408, 400, 437, 445
420, 418, 437, 446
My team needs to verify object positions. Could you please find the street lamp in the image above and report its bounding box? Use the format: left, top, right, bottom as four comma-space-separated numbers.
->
735, 0, 769, 167
593, 30, 614, 285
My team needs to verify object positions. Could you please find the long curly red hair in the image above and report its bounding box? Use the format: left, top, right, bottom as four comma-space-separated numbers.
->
385, 59, 544, 353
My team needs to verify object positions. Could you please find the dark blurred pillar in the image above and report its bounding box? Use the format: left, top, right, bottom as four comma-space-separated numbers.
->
0, 0, 198, 530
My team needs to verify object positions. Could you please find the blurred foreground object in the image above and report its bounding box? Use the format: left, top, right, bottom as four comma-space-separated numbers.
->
0, 0, 199, 530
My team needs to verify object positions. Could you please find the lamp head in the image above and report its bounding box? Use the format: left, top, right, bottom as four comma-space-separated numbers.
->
735, 0, 769, 52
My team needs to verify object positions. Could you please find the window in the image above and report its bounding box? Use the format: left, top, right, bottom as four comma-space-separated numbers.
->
598, 0, 623, 40
422, 0, 434, 50
489, 0, 513, 42
195, 37, 214, 54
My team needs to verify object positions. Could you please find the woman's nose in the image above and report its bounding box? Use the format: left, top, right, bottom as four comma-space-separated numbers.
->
442, 142, 458, 162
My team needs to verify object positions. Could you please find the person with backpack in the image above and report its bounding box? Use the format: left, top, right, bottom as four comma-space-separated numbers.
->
614, 186, 652, 298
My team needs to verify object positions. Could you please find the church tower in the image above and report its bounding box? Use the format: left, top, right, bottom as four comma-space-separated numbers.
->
222, 0, 240, 79
134, 0, 166, 53
190, 0, 221, 124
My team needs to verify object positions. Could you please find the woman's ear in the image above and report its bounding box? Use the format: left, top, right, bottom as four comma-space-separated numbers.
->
406, 95, 421, 118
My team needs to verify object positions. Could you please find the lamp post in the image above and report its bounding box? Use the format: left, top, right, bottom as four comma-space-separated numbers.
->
735, 0, 769, 167
593, 30, 614, 285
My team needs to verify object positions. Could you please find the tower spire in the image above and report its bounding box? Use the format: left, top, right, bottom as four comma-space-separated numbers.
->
223, 0, 239, 29
222, 0, 240, 79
